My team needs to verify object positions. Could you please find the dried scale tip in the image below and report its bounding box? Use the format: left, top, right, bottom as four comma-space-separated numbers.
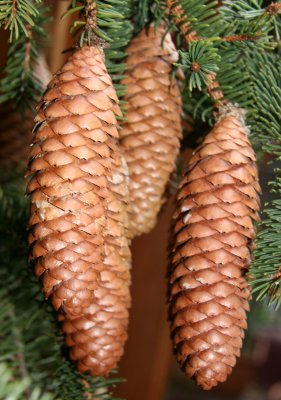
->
168, 106, 261, 390
26, 46, 131, 376
120, 23, 182, 237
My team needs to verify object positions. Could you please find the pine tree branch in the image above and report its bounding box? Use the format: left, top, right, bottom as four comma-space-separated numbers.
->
63, 0, 125, 46
166, 0, 198, 43
0, 0, 42, 41
206, 72, 224, 102
0, 3, 50, 110
168, 0, 280, 121
62, 0, 134, 99
84, 0, 97, 41
222, 33, 261, 42
167, 0, 225, 104
246, 52, 281, 308
0, 363, 52, 400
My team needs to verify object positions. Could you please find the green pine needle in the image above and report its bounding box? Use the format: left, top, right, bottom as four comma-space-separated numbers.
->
177, 42, 220, 91
0, 0, 42, 41
0, 3, 50, 111
63, 0, 133, 100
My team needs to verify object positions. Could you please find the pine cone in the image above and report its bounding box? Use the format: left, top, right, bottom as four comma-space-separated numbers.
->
27, 46, 131, 376
120, 24, 182, 237
169, 105, 261, 390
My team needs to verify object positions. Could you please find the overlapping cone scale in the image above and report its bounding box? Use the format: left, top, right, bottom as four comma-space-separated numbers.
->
120, 23, 182, 237
169, 111, 261, 390
26, 46, 131, 376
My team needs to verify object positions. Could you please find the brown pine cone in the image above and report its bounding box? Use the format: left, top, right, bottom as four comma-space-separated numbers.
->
120, 24, 182, 237
27, 46, 131, 376
169, 104, 261, 390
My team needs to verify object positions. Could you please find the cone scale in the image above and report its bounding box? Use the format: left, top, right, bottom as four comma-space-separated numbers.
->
168, 105, 261, 390
27, 46, 131, 376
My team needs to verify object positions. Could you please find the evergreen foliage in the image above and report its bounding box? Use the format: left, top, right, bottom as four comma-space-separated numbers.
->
247, 52, 281, 308
0, 0, 43, 41
0, 363, 52, 400
0, 3, 49, 110
1, 0, 281, 396
63, 0, 134, 98
177, 43, 220, 91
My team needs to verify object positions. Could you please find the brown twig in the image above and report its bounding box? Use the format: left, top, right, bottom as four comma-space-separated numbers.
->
266, 1, 281, 16
85, 0, 97, 31
166, 0, 199, 44
12, 0, 17, 18
82, 1, 105, 47
166, 0, 260, 44
166, 0, 225, 104
206, 72, 224, 102
223, 33, 260, 42
271, 267, 281, 281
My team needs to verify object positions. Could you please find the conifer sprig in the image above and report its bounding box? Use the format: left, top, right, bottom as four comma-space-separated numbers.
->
177, 43, 220, 91
0, 3, 49, 110
163, 0, 281, 123
0, 0, 42, 41
63, 0, 133, 98
63, 0, 128, 46
247, 52, 281, 309
0, 362, 52, 400
250, 197, 281, 310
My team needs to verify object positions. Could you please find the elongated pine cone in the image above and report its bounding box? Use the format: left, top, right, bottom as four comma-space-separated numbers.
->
169, 105, 261, 390
120, 24, 182, 237
27, 46, 131, 376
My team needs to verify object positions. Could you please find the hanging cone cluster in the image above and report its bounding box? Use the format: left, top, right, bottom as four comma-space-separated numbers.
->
27, 46, 131, 376
168, 104, 261, 390
120, 23, 182, 237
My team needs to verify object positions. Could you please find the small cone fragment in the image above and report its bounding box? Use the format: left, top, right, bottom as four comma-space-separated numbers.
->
168, 104, 261, 390
120, 24, 182, 237
27, 46, 131, 376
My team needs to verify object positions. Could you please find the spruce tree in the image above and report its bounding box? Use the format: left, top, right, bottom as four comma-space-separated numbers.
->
1, 0, 281, 397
